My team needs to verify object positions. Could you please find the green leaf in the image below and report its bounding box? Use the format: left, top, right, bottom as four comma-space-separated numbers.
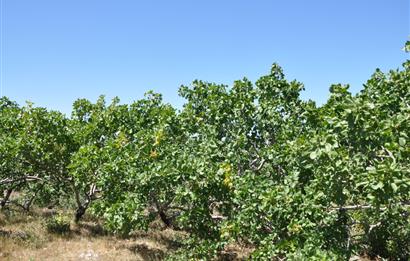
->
391, 183, 398, 192
399, 137, 406, 146
371, 182, 384, 190
324, 143, 332, 153
404, 40, 410, 53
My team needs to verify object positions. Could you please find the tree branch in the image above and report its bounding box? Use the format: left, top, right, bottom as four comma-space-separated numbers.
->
330, 202, 410, 211
0, 175, 42, 185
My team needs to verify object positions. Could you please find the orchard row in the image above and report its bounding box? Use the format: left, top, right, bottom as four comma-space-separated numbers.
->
1, 46, 409, 259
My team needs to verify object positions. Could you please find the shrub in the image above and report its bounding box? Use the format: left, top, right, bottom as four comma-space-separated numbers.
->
45, 214, 71, 234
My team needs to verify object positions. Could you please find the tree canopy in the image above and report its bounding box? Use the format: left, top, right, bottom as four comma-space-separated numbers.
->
1, 48, 409, 259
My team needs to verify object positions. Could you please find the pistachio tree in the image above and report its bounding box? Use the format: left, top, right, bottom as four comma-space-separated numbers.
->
0, 99, 73, 210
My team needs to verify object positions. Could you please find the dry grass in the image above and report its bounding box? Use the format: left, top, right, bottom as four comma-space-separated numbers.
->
1, 207, 374, 260
0, 202, 257, 261
0, 208, 185, 261
0, 237, 137, 261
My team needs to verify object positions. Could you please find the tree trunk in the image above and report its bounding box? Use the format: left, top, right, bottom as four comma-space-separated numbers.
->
159, 210, 172, 227
74, 205, 87, 223
0, 189, 12, 208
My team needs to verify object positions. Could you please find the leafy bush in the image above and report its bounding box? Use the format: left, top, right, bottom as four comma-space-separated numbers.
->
45, 214, 71, 234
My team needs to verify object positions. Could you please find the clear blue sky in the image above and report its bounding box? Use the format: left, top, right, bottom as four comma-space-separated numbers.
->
1, 0, 409, 114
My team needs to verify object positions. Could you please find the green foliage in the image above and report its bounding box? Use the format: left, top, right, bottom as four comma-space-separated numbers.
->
404, 40, 410, 53
45, 214, 71, 234
1, 42, 409, 259
0, 99, 73, 210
